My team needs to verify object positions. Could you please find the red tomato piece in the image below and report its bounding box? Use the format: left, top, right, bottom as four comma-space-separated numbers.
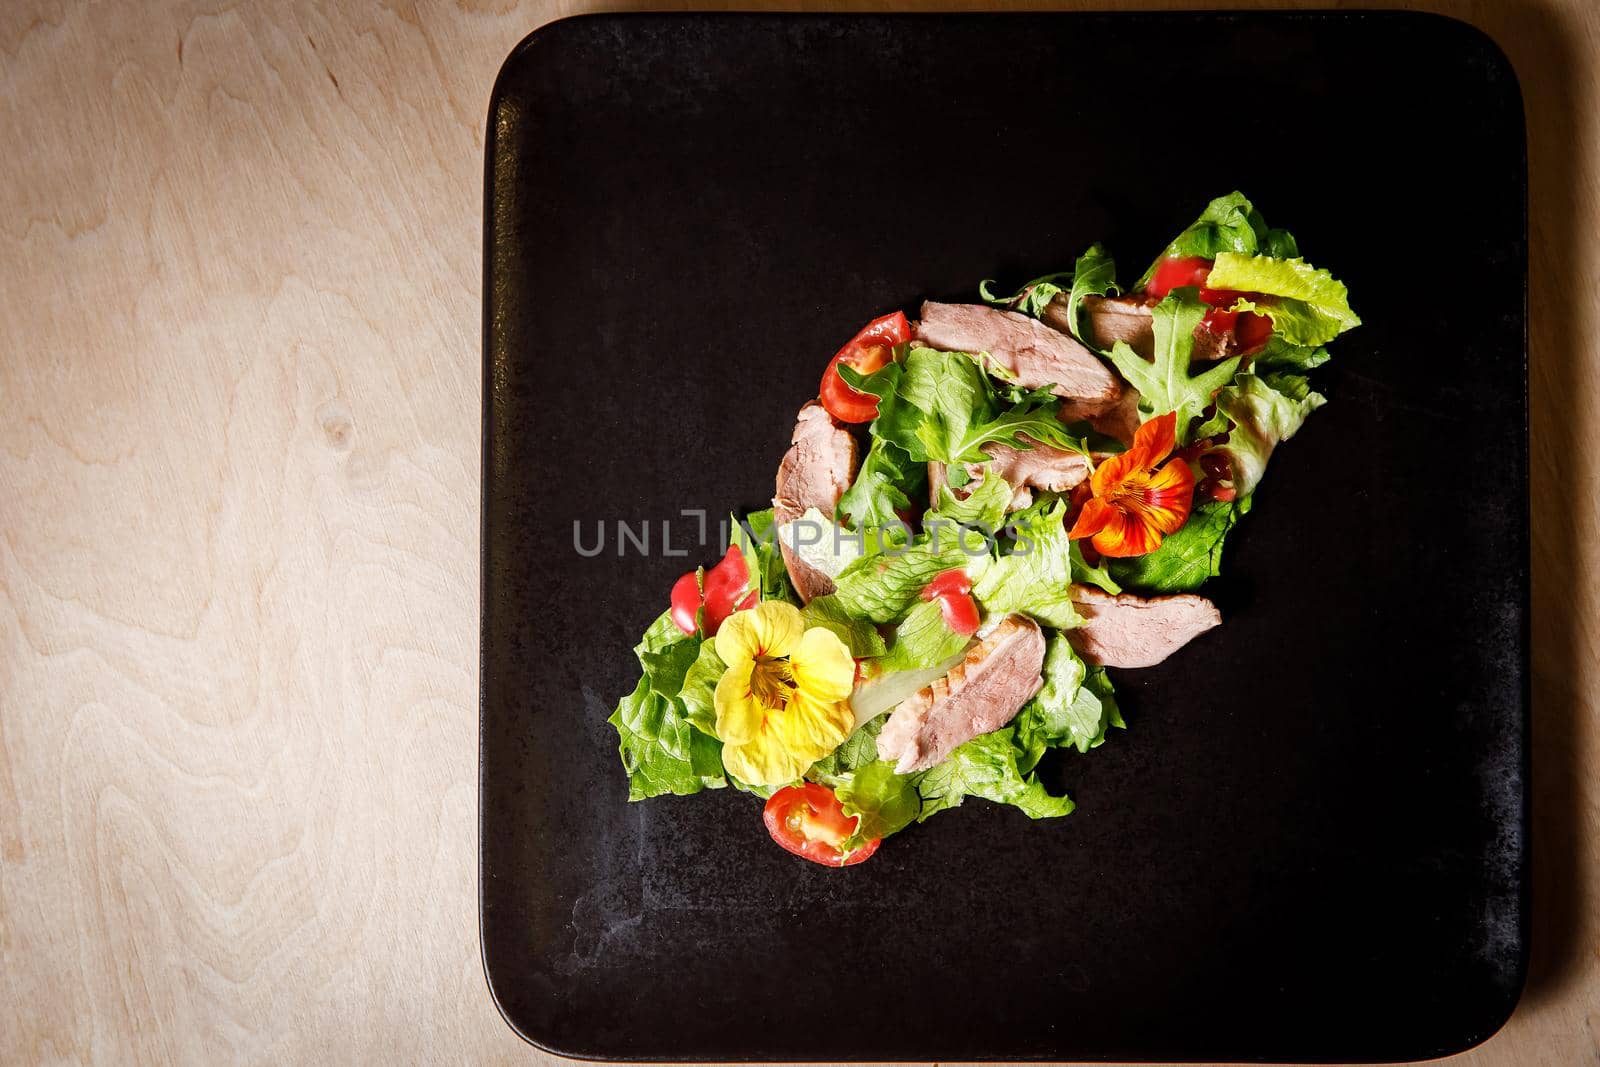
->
920, 568, 973, 601
700, 545, 753, 636
669, 572, 701, 635
819, 311, 910, 424
1146, 256, 1213, 298
762, 783, 880, 867
936, 591, 981, 636
669, 546, 753, 636
1234, 308, 1273, 352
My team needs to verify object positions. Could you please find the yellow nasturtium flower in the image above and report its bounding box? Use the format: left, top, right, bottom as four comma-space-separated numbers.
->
713, 601, 855, 786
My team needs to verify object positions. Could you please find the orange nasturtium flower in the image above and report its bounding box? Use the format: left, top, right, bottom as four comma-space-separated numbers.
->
1068, 411, 1195, 558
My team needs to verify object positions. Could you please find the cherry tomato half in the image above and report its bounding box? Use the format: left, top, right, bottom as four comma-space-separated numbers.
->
920, 568, 973, 601
1146, 256, 1214, 299
936, 591, 981, 636
668, 546, 755, 636
763, 782, 880, 867
819, 311, 910, 424
920, 569, 980, 636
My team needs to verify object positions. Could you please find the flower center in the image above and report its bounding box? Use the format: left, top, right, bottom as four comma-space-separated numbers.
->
749, 656, 797, 710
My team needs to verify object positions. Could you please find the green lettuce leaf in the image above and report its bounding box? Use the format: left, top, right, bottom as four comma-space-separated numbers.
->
837, 760, 922, 847
801, 594, 888, 658
608, 673, 726, 800
677, 638, 727, 735
879, 597, 971, 673
837, 436, 924, 541
925, 470, 1013, 532
1212, 373, 1325, 496
1205, 252, 1360, 347
916, 728, 1074, 820
831, 534, 977, 624
1108, 495, 1252, 593
1012, 635, 1125, 772
1252, 337, 1330, 373
1105, 291, 1241, 442
808, 714, 888, 784
972, 498, 1082, 628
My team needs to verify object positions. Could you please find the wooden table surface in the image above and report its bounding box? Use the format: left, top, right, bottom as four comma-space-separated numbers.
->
2, 1, 1594, 1064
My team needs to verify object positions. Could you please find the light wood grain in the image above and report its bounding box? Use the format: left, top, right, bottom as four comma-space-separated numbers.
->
0, 1, 1593, 1064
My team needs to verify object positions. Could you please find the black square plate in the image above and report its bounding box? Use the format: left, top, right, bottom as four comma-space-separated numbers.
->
481, 12, 1527, 1062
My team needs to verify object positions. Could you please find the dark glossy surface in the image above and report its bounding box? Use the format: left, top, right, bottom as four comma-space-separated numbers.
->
481, 13, 1527, 1062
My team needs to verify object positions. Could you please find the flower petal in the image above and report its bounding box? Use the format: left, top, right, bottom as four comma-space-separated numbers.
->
721, 729, 809, 787
1130, 457, 1196, 535
1089, 446, 1146, 498
1068, 497, 1116, 541
787, 627, 855, 703
1092, 506, 1164, 557
1131, 410, 1178, 465
771, 690, 854, 765
712, 660, 764, 745
714, 600, 803, 667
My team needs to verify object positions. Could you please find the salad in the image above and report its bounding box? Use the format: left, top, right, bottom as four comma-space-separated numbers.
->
608, 192, 1359, 866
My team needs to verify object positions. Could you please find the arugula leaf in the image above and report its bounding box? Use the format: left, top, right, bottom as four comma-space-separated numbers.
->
971, 498, 1082, 629
1206, 252, 1360, 347
677, 638, 727, 735
1105, 291, 1241, 442
801, 595, 888, 658
837, 436, 924, 541
608, 674, 726, 800
1212, 373, 1325, 496
1060, 243, 1119, 343
837, 760, 922, 846
879, 597, 971, 673
978, 270, 1074, 319
832, 534, 977, 624
1012, 634, 1125, 774
947, 401, 1094, 468
732, 509, 797, 604
1108, 495, 1252, 593
916, 728, 1074, 820
1138, 191, 1268, 287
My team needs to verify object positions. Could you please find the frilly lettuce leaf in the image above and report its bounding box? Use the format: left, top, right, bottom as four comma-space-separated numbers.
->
916, 728, 1074, 820
837, 760, 922, 847
1206, 252, 1360, 346
970, 498, 1082, 629
1213, 373, 1325, 497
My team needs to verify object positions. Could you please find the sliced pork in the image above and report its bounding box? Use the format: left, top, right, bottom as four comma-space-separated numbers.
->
973, 438, 1090, 510
1068, 293, 1231, 361
876, 615, 1046, 773
1059, 380, 1144, 447
774, 402, 858, 602
1066, 585, 1221, 668
914, 302, 1120, 407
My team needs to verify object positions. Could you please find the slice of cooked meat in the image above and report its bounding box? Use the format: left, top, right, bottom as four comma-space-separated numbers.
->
972, 437, 1090, 511
1069, 293, 1231, 361
914, 301, 1120, 406
774, 401, 858, 602
1059, 380, 1143, 447
930, 438, 1090, 512
1066, 585, 1221, 668
876, 615, 1046, 773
